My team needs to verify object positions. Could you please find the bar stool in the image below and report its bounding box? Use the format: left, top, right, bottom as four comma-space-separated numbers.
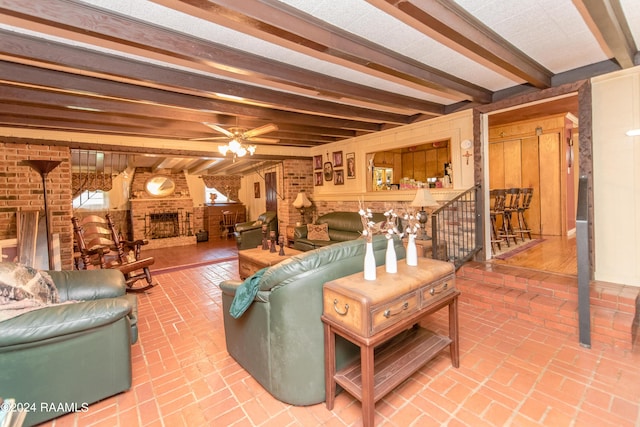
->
515, 188, 534, 240
489, 189, 506, 251
503, 188, 521, 245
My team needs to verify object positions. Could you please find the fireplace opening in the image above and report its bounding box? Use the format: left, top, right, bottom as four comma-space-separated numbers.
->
146, 211, 180, 239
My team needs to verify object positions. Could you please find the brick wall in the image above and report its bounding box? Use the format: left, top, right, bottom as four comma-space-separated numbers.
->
280, 159, 314, 226
0, 141, 74, 270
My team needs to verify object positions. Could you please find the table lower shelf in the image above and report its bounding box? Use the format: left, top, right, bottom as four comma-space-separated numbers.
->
334, 326, 451, 403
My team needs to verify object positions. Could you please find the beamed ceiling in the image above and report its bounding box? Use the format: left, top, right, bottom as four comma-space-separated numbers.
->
0, 0, 638, 175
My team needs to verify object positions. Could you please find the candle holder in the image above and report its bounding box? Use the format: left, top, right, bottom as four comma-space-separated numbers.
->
261, 224, 269, 250
278, 236, 285, 256
269, 231, 277, 253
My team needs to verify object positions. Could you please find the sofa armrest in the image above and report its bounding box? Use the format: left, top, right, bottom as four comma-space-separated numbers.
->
0, 298, 132, 347
219, 279, 243, 297
47, 269, 126, 302
235, 222, 261, 233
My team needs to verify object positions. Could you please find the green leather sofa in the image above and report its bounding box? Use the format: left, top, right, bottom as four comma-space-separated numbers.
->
219, 234, 405, 406
234, 211, 278, 250
0, 268, 137, 426
293, 211, 386, 251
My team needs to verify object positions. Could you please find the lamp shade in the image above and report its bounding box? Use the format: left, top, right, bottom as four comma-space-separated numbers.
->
411, 188, 438, 208
292, 191, 312, 209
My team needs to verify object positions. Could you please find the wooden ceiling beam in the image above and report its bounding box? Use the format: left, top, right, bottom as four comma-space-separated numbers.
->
0, 0, 446, 113
152, 0, 490, 103
365, 0, 552, 88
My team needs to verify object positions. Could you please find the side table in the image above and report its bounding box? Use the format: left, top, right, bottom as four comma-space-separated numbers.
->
322, 258, 459, 427
238, 246, 302, 279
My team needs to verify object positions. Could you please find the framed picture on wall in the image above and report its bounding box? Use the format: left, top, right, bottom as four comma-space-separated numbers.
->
323, 161, 334, 181
314, 171, 323, 186
314, 155, 323, 170
254, 182, 260, 198
332, 151, 343, 167
334, 169, 344, 185
346, 152, 355, 178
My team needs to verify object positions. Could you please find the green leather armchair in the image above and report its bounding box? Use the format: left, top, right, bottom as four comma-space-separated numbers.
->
219, 234, 405, 406
0, 268, 137, 427
234, 211, 278, 250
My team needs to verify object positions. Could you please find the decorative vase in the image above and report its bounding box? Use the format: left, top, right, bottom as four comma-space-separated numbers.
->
385, 238, 397, 273
363, 241, 376, 281
406, 234, 418, 266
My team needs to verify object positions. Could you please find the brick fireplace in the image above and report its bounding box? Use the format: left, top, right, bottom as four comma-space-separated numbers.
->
129, 197, 196, 250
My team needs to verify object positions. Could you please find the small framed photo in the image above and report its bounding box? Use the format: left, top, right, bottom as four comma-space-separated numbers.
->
334, 169, 344, 185
314, 171, 323, 186
254, 182, 260, 198
332, 151, 343, 167
323, 161, 334, 181
346, 152, 355, 179
314, 155, 323, 170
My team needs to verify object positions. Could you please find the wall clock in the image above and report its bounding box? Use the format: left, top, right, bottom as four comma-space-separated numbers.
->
461, 139, 472, 150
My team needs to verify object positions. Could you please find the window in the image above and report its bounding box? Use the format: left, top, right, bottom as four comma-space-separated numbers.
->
73, 190, 108, 209
205, 187, 230, 203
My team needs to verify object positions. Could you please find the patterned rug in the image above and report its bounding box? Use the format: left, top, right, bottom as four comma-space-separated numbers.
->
493, 239, 544, 260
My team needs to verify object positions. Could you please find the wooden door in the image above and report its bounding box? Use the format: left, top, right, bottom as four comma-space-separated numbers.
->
521, 136, 541, 234
265, 172, 277, 213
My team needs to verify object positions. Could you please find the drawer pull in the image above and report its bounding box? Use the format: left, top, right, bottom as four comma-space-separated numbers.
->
333, 299, 349, 316
430, 282, 448, 296
383, 302, 409, 318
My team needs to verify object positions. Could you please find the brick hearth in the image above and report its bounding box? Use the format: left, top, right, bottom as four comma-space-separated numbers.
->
130, 198, 194, 243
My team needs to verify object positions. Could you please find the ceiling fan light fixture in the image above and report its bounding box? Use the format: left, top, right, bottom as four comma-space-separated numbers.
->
218, 139, 256, 160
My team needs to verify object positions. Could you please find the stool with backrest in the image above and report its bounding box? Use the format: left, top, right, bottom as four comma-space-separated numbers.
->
515, 188, 534, 240
502, 188, 521, 245
489, 189, 506, 251
72, 215, 155, 292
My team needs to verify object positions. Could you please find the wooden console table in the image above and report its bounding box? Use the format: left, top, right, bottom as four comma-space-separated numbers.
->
322, 258, 459, 426
238, 246, 302, 279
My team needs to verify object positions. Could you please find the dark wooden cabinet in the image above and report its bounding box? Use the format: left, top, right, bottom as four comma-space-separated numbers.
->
203, 203, 246, 239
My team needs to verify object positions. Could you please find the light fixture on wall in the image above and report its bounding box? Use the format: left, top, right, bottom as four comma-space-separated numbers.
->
292, 190, 312, 225
411, 188, 439, 240
218, 138, 256, 161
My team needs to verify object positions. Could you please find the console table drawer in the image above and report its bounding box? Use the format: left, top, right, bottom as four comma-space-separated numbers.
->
421, 276, 455, 308
370, 292, 419, 335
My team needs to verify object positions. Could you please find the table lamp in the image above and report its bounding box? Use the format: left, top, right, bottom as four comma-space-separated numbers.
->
292, 190, 312, 225
411, 188, 439, 240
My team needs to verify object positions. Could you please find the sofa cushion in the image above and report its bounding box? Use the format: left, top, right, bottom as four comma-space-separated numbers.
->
0, 262, 59, 305
307, 223, 330, 241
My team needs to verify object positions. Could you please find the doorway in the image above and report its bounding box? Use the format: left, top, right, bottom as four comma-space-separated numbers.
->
265, 171, 277, 213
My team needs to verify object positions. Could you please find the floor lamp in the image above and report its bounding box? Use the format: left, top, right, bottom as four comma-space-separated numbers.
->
411, 188, 439, 240
23, 159, 62, 270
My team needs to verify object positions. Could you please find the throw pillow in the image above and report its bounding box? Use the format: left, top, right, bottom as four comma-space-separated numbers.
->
0, 262, 59, 305
307, 223, 330, 241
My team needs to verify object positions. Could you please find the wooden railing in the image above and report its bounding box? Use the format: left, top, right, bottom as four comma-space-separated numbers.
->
430, 184, 481, 269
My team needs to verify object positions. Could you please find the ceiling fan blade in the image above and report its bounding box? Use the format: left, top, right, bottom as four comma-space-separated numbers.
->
243, 123, 278, 139
203, 122, 234, 138
190, 136, 228, 141
246, 137, 280, 144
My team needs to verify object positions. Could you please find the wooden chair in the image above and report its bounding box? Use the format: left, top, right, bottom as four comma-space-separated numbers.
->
489, 189, 506, 252
72, 215, 155, 292
221, 210, 237, 239
515, 188, 534, 240
502, 188, 521, 245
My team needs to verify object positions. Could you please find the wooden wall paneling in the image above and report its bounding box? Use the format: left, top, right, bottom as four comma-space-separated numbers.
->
436, 147, 449, 176
521, 136, 541, 234
538, 133, 562, 236
503, 139, 522, 188
488, 141, 505, 190
420, 150, 433, 181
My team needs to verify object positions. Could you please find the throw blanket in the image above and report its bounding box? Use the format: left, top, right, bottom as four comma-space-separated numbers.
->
0, 262, 60, 322
229, 267, 268, 319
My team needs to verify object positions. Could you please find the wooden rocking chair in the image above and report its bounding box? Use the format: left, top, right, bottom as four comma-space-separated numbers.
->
72, 215, 156, 292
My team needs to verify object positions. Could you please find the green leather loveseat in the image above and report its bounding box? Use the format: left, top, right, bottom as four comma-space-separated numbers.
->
293, 211, 386, 251
0, 267, 137, 426
234, 211, 278, 250
219, 234, 405, 405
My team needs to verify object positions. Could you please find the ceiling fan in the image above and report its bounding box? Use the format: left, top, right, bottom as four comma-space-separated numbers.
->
194, 122, 280, 144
